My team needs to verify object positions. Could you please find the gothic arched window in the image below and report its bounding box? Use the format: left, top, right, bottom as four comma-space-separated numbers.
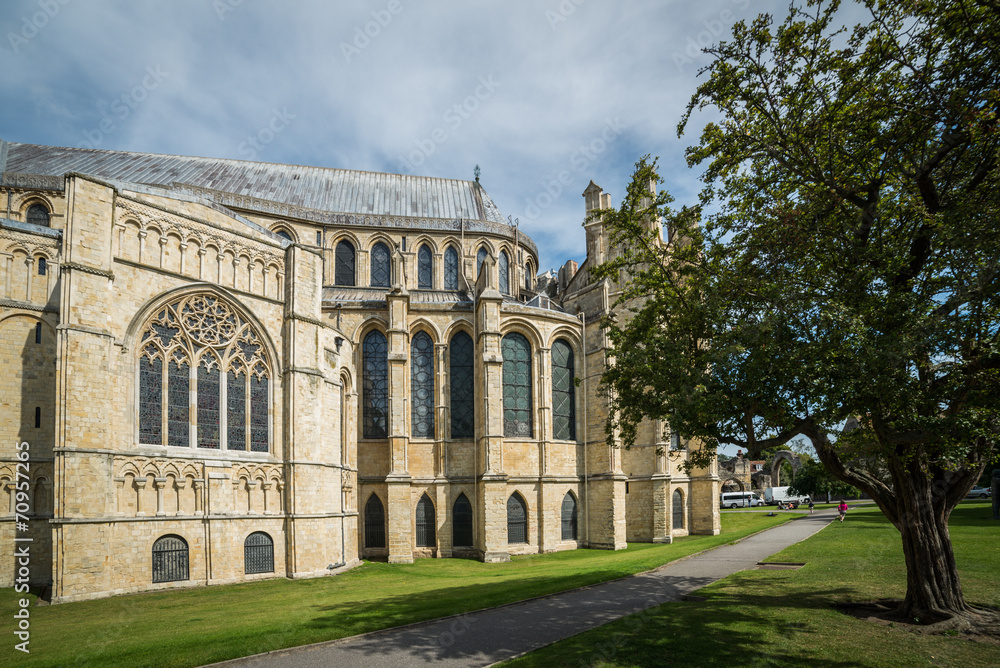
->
507, 493, 527, 544
411, 331, 434, 438
453, 493, 473, 546
449, 331, 474, 439
365, 494, 386, 548
551, 339, 576, 441
335, 240, 356, 286
524, 262, 532, 290
561, 492, 578, 540
370, 242, 391, 288
444, 246, 459, 290
502, 332, 532, 438
498, 251, 510, 295
363, 330, 388, 439
415, 493, 436, 547
417, 244, 433, 289
26, 204, 50, 227
136, 294, 271, 452
476, 247, 487, 280
672, 489, 685, 530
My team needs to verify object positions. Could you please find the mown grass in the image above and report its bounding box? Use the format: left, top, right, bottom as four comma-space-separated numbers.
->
504, 501, 1000, 668
0, 511, 792, 667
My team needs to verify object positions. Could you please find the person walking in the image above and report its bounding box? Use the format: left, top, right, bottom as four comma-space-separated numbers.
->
808, 499, 815, 514
838, 499, 848, 522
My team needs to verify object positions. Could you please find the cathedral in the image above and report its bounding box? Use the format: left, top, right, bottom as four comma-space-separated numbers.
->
0, 138, 719, 603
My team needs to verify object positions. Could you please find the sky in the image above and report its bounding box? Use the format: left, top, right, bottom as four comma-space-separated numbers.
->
0, 0, 812, 275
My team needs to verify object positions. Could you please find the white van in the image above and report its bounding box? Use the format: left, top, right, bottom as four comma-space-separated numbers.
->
719, 492, 764, 508
764, 486, 811, 506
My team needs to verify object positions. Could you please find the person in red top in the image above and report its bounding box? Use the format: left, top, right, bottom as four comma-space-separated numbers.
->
838, 500, 849, 522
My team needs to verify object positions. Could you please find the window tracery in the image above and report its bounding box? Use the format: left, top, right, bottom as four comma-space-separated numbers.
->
417, 244, 433, 289
371, 242, 391, 288
444, 246, 459, 290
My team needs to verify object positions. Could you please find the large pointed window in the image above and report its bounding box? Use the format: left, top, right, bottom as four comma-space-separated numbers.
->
476, 247, 487, 280
507, 493, 527, 544
524, 262, 532, 290
561, 492, 578, 540
551, 339, 576, 441
365, 494, 386, 548
502, 333, 532, 438
673, 489, 685, 529
449, 331, 474, 439
444, 246, 459, 290
136, 294, 271, 452
498, 251, 510, 295
335, 240, 356, 286
363, 330, 389, 439
415, 493, 436, 547
453, 493, 473, 547
411, 331, 434, 438
417, 244, 433, 289
370, 242, 391, 288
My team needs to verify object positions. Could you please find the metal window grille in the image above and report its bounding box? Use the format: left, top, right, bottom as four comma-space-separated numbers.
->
335, 241, 356, 286
415, 494, 436, 547
417, 244, 433, 289
410, 332, 434, 438
371, 242, 391, 287
498, 251, 509, 294
672, 489, 685, 530
507, 494, 527, 544
365, 494, 386, 548
26, 204, 49, 227
502, 333, 532, 437
551, 340, 576, 441
152, 535, 189, 583
444, 247, 459, 290
449, 332, 474, 438
453, 494, 473, 546
244, 532, 274, 574
363, 331, 389, 438
561, 493, 578, 540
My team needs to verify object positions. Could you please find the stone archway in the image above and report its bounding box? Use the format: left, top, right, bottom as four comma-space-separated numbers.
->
770, 450, 802, 487
721, 477, 745, 492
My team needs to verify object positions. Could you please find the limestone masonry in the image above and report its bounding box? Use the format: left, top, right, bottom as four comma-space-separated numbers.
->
0, 139, 719, 602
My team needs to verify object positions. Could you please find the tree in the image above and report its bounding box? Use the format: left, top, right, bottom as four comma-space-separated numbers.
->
788, 459, 860, 500
594, 0, 1000, 627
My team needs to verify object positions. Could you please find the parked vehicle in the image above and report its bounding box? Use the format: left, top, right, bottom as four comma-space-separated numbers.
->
764, 486, 811, 506
719, 492, 765, 508
966, 486, 992, 499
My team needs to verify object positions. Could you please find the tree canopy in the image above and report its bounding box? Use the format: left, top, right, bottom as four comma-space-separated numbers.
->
594, 0, 1000, 625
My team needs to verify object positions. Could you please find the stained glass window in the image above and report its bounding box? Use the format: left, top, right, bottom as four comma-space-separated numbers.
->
561, 492, 578, 540
197, 360, 220, 448
365, 494, 386, 548
335, 241, 356, 286
507, 493, 527, 544
167, 359, 189, 447
370, 242, 390, 288
411, 331, 434, 438
276, 230, 292, 241
415, 494, 435, 547
417, 244, 433, 289
227, 369, 246, 451
38, 257, 46, 276
250, 375, 269, 452
444, 247, 459, 290
26, 204, 49, 227
449, 331, 474, 439
363, 330, 388, 439
551, 339, 576, 441
139, 356, 162, 444
672, 489, 684, 529
499, 251, 510, 295
502, 333, 532, 438
476, 247, 487, 280
453, 493, 473, 546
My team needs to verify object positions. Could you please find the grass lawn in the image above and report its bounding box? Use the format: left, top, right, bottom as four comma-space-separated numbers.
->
503, 501, 1000, 668
0, 512, 792, 667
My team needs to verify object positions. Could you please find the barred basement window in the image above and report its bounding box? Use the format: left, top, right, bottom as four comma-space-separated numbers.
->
561, 492, 578, 540
365, 494, 386, 548
444, 246, 459, 290
371, 242, 391, 288
453, 493, 473, 547
362, 330, 388, 439
410, 331, 434, 438
551, 339, 576, 441
152, 535, 189, 583
417, 244, 433, 289
476, 247, 487, 280
244, 532, 274, 574
502, 333, 532, 438
449, 331, 474, 439
507, 493, 527, 544
415, 493, 436, 547
26, 204, 50, 227
335, 241, 356, 286
672, 489, 685, 530
498, 251, 510, 295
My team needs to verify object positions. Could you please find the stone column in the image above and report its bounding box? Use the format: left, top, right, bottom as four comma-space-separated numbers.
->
174, 478, 187, 515
134, 479, 147, 516
154, 478, 167, 516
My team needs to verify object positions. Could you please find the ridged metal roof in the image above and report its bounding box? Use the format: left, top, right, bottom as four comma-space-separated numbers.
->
1, 141, 507, 224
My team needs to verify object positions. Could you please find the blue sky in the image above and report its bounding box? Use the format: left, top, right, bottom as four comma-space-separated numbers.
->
0, 0, 810, 275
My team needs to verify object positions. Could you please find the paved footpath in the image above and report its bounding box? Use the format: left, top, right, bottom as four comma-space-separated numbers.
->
210, 510, 836, 668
